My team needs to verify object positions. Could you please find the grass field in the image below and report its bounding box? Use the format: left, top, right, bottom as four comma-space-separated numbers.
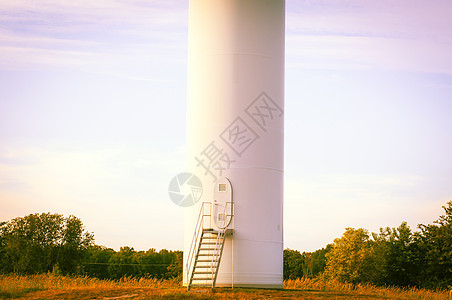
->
0, 274, 449, 299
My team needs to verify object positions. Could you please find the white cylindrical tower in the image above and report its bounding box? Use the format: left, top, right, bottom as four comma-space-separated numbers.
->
184, 0, 284, 288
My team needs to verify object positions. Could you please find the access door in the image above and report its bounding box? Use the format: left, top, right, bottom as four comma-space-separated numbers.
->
213, 177, 233, 229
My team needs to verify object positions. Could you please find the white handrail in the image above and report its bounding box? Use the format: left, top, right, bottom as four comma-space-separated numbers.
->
210, 204, 227, 279
186, 202, 211, 284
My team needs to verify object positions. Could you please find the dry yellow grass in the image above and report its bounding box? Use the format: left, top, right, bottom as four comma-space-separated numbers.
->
284, 277, 449, 300
0, 274, 449, 299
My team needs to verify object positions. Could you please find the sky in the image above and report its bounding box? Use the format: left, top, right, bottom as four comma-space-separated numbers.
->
0, 0, 451, 252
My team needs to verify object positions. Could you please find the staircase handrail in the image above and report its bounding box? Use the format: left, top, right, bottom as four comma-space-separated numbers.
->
186, 202, 211, 283
210, 202, 232, 284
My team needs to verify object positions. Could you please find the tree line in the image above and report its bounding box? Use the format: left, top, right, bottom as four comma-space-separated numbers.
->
0, 213, 182, 280
284, 201, 452, 290
84, 245, 182, 280
1, 201, 450, 290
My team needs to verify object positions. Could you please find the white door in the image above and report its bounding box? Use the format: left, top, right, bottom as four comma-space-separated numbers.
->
213, 177, 233, 229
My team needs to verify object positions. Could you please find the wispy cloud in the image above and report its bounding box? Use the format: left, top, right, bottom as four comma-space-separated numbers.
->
4, 0, 451, 75
286, 0, 452, 74
0, 0, 188, 29
0, 0, 188, 76
287, 0, 452, 39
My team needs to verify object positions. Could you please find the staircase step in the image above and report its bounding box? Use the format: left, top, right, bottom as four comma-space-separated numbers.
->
197, 259, 219, 263
200, 242, 218, 245
197, 253, 220, 256
195, 265, 216, 269
192, 278, 213, 281
194, 271, 215, 274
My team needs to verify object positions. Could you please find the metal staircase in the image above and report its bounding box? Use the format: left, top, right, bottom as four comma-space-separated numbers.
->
186, 202, 232, 291
188, 228, 226, 289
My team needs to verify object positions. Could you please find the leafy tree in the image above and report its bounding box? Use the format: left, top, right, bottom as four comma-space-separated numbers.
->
83, 245, 115, 279
323, 202, 452, 289
412, 201, 452, 289
155, 249, 178, 279
166, 250, 183, 280
283, 249, 304, 279
0, 213, 93, 274
309, 245, 332, 277
324, 228, 386, 284
59, 215, 94, 274
0, 222, 7, 272
99, 247, 182, 279
374, 222, 417, 287
108, 246, 138, 279
283, 201, 452, 289
283, 246, 331, 279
